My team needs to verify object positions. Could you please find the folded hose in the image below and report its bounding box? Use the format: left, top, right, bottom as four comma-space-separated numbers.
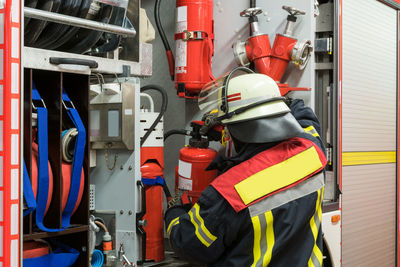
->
47, 0, 92, 50
34, 0, 88, 49
24, 0, 59, 46
24, 0, 39, 26
89, 7, 125, 55
140, 85, 168, 146
91, 249, 104, 267
59, 4, 113, 54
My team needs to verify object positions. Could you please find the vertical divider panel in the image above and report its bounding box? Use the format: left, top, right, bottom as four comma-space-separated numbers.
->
62, 73, 90, 226
23, 69, 32, 235
32, 70, 63, 229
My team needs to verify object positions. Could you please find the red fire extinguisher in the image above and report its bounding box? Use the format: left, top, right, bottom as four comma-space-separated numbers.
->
140, 147, 165, 262
176, 146, 217, 204
155, 0, 214, 98
169, 121, 219, 204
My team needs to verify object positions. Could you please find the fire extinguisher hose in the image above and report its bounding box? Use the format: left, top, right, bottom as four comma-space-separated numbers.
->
164, 129, 191, 141
140, 85, 168, 146
154, 0, 175, 80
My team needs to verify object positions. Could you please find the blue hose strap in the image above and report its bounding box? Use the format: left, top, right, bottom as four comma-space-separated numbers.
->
142, 176, 165, 186
34, 87, 64, 232
23, 242, 80, 267
61, 89, 86, 228
23, 160, 36, 217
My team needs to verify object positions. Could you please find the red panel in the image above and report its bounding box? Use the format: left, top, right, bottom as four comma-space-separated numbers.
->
2, 0, 21, 265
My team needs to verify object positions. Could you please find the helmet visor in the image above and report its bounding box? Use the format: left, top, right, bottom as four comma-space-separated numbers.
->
198, 74, 227, 112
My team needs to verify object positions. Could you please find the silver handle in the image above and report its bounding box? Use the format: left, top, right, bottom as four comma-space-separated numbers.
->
282, 5, 306, 16
240, 7, 263, 18
24, 7, 136, 37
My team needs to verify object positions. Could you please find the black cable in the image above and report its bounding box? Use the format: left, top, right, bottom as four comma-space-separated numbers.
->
221, 66, 255, 114
140, 85, 168, 146
164, 129, 189, 141
250, 0, 256, 7
154, 0, 171, 52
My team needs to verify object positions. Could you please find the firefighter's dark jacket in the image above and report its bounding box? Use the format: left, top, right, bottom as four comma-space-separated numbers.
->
165, 99, 327, 267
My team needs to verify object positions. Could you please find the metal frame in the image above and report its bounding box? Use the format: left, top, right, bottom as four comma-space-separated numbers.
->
1, 0, 22, 265
24, 7, 136, 37
23, 44, 152, 76
339, 1, 400, 266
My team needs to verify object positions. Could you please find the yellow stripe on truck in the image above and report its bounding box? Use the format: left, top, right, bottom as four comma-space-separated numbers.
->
342, 151, 396, 166
235, 146, 323, 205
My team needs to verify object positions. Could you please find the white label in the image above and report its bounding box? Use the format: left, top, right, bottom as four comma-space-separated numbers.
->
0, 191, 2, 221
10, 239, 18, 267
11, 99, 18, 129
178, 176, 193, 191
0, 14, 4, 44
175, 6, 187, 68
0, 157, 3, 186
0, 51, 3, 80
10, 204, 18, 234
11, 0, 20, 23
178, 160, 192, 178
10, 169, 18, 200
0, 226, 3, 257
11, 63, 19, 94
124, 109, 133, 115
0, 121, 3, 150
175, 39, 187, 69
11, 134, 18, 165
176, 6, 187, 22
11, 28, 19, 59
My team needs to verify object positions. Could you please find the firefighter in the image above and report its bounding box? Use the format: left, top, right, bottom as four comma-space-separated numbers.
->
165, 68, 327, 267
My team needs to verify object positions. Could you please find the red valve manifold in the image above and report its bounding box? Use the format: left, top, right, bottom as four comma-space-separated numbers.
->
174, 0, 214, 98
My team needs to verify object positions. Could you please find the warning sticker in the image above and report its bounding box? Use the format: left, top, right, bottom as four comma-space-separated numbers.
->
178, 160, 192, 178
175, 6, 187, 68
178, 176, 193, 191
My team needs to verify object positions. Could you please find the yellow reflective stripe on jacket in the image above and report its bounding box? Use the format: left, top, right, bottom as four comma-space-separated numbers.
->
188, 203, 217, 247
251, 210, 275, 267
167, 217, 180, 237
235, 146, 323, 205
308, 187, 324, 267
304, 126, 320, 138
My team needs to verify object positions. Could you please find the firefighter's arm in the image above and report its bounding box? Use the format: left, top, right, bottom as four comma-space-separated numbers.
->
289, 98, 325, 150
164, 187, 238, 264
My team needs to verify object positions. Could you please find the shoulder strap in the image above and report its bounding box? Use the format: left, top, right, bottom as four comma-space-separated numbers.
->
211, 137, 327, 212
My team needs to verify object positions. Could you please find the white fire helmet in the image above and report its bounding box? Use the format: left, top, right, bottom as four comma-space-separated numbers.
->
198, 67, 303, 143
